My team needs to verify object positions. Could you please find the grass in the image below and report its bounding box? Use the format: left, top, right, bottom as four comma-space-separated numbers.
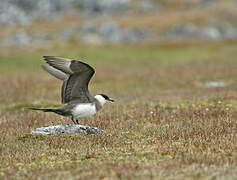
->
0, 41, 237, 179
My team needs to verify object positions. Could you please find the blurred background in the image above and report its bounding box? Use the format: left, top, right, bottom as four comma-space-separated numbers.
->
1, 1, 237, 179
0, 0, 237, 48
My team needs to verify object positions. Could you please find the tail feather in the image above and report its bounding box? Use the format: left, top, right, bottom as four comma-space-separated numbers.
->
28, 107, 68, 116
28, 107, 55, 112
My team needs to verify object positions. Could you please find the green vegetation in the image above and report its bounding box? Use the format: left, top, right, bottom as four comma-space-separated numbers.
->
0, 41, 237, 179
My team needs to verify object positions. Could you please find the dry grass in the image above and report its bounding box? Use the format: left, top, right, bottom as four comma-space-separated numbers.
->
0, 41, 237, 179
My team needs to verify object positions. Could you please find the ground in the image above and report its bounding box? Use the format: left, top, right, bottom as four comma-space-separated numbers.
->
0, 40, 237, 179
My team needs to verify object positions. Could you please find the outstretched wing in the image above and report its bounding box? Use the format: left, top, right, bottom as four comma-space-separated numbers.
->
43, 56, 95, 104
42, 65, 68, 81
41, 65, 68, 104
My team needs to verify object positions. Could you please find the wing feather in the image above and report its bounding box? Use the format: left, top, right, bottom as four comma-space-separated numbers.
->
42, 56, 95, 104
43, 56, 73, 75
41, 65, 68, 81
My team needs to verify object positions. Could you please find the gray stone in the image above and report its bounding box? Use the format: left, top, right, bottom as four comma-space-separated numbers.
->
0, 0, 75, 25
31, 124, 104, 135
126, 28, 149, 41
0, 0, 132, 24
81, 0, 131, 15
163, 22, 237, 41
222, 27, 237, 38
172, 23, 199, 37
8, 30, 32, 46
201, 19, 237, 40
98, 21, 149, 43
0, 30, 49, 48
98, 21, 123, 43
59, 26, 80, 41
0, 0, 164, 23
139, 0, 162, 12
201, 27, 222, 40
80, 22, 96, 34
0, 1, 31, 25
203, 81, 230, 88
79, 20, 150, 44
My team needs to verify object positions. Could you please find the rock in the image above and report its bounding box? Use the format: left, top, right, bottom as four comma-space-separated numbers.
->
201, 19, 237, 40
202, 81, 231, 88
164, 22, 237, 41
0, 0, 75, 25
31, 124, 104, 135
139, 0, 162, 12
81, 0, 131, 15
80, 22, 96, 34
0, 0, 132, 25
125, 28, 149, 42
201, 27, 222, 40
0, 1, 31, 25
8, 30, 32, 46
0, 0, 132, 24
97, 21, 123, 43
222, 26, 237, 38
172, 23, 199, 38
201, 25, 237, 40
0, 30, 50, 48
0, 0, 165, 24
79, 20, 150, 44
58, 26, 81, 41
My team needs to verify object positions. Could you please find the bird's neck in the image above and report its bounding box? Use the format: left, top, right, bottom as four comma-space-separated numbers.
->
94, 95, 106, 107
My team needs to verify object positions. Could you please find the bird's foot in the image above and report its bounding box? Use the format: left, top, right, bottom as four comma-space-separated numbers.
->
71, 117, 77, 124
71, 117, 80, 125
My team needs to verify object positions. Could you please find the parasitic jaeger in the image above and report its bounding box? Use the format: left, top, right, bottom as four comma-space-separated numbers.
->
30, 56, 114, 124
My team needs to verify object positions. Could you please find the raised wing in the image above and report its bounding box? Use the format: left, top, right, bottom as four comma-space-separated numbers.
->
43, 56, 95, 104
42, 65, 68, 103
42, 65, 68, 81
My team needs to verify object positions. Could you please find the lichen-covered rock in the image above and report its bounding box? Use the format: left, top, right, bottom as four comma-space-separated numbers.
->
81, 0, 131, 15
79, 20, 150, 44
31, 124, 104, 135
163, 22, 237, 40
0, 0, 132, 25
0, 1, 31, 25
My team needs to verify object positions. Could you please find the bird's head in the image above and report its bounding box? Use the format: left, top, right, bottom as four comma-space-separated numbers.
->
94, 94, 114, 106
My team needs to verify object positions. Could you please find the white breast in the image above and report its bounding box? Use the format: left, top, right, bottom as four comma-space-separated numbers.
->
72, 103, 96, 118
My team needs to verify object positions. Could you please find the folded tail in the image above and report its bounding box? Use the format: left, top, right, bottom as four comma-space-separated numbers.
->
28, 107, 69, 116
28, 107, 55, 112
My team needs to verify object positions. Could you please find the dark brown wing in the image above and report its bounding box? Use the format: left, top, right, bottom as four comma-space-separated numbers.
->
43, 56, 95, 104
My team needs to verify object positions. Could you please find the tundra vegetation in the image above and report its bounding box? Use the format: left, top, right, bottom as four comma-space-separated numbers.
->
0, 40, 237, 179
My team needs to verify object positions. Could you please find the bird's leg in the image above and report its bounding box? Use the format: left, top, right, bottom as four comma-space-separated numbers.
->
71, 117, 77, 124
76, 119, 79, 125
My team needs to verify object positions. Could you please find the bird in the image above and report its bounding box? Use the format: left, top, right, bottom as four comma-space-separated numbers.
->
30, 56, 114, 125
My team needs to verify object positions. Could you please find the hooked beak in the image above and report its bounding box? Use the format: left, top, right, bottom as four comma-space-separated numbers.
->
108, 98, 115, 102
